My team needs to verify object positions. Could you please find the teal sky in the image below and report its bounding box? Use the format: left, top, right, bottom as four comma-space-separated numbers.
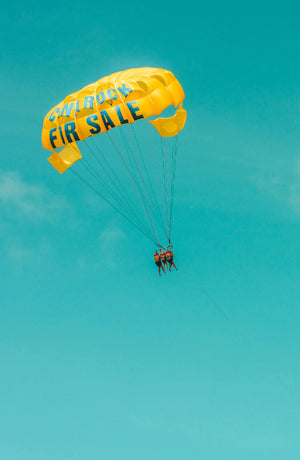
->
1, 1, 300, 459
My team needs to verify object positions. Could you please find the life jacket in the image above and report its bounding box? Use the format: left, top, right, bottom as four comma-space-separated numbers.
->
166, 251, 173, 260
160, 252, 167, 261
153, 253, 160, 262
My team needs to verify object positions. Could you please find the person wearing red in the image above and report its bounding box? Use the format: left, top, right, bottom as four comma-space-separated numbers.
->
153, 252, 166, 276
165, 249, 177, 271
160, 252, 168, 271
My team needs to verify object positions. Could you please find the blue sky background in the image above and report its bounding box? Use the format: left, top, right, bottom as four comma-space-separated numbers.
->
1, 1, 300, 459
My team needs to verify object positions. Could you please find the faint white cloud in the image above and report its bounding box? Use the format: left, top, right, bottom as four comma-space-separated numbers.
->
100, 226, 126, 245
76, 224, 127, 271
250, 156, 300, 216
7, 245, 33, 261
0, 170, 75, 266
289, 183, 300, 214
99, 224, 127, 269
296, 156, 300, 175
0, 170, 68, 223
3, 235, 54, 268
82, 189, 111, 215
129, 412, 201, 441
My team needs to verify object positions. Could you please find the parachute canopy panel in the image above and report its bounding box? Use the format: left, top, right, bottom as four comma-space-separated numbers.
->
42, 67, 186, 151
48, 143, 82, 173
149, 105, 187, 137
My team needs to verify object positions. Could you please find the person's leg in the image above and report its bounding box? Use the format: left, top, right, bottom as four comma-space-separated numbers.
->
172, 261, 178, 270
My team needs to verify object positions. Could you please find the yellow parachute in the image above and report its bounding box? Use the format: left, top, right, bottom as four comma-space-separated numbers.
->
42, 67, 186, 246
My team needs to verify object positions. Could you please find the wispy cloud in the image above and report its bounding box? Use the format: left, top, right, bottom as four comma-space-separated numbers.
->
99, 224, 127, 269
289, 183, 300, 214
99, 226, 126, 246
296, 156, 300, 175
2, 233, 55, 269
6, 245, 33, 261
250, 156, 300, 216
0, 170, 68, 223
76, 224, 127, 270
0, 170, 74, 266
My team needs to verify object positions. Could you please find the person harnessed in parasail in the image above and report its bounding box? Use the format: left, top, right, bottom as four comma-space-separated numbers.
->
165, 249, 178, 271
160, 252, 168, 271
154, 245, 177, 275
153, 252, 166, 276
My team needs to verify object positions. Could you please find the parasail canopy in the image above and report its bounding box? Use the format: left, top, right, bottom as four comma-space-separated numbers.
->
42, 67, 187, 247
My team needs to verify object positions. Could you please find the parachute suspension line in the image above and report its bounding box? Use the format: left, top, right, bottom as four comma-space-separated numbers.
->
111, 82, 152, 221
69, 168, 159, 246
80, 157, 122, 205
80, 157, 145, 232
107, 130, 161, 247
120, 125, 166, 242
84, 142, 134, 213
110, 128, 160, 243
110, 80, 161, 245
129, 124, 168, 241
85, 139, 150, 236
119, 126, 168, 244
169, 136, 178, 238
124, 124, 161, 246
88, 137, 136, 212
161, 137, 171, 243
118, 128, 154, 227
79, 151, 149, 237
147, 124, 170, 241
106, 129, 158, 244
119, 128, 143, 194
73, 105, 144, 230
